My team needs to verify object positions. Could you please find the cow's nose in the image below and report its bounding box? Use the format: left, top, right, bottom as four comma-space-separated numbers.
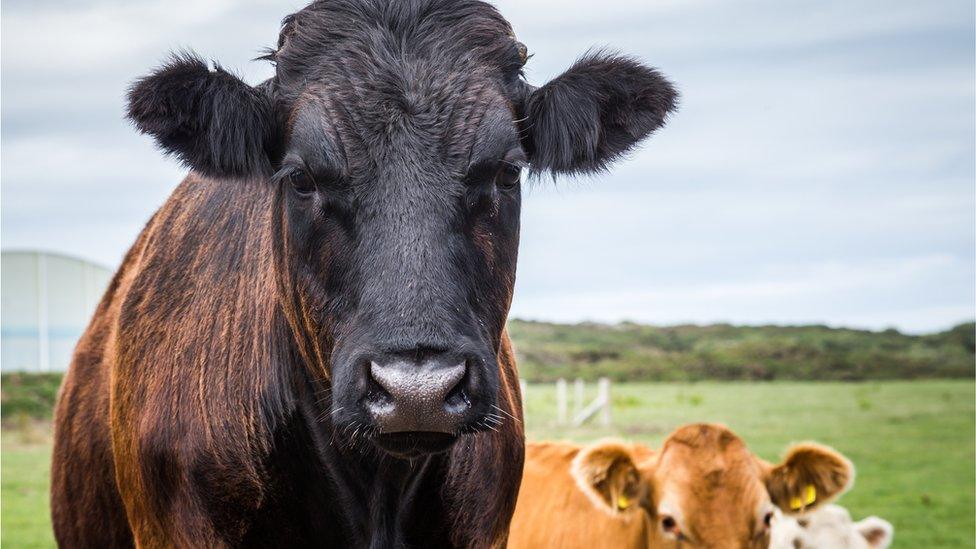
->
364, 353, 470, 435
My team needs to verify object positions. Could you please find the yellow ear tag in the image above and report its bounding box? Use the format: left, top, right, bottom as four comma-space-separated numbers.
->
617, 494, 631, 510
789, 485, 817, 510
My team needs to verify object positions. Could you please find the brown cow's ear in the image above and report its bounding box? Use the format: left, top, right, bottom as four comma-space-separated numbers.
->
520, 50, 678, 176
127, 52, 278, 180
765, 442, 854, 515
570, 439, 645, 516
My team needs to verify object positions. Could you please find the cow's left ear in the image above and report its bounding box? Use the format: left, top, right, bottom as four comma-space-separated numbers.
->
765, 443, 854, 515
854, 517, 894, 549
127, 52, 278, 179
570, 439, 645, 516
521, 51, 678, 176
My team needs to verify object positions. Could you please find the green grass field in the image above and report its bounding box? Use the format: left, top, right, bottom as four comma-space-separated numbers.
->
2, 381, 973, 547
2, 422, 54, 549
524, 380, 975, 547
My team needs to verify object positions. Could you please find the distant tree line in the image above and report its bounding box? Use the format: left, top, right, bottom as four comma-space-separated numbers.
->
508, 320, 975, 382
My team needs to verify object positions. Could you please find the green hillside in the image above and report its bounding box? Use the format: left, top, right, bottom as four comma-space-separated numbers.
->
508, 320, 975, 382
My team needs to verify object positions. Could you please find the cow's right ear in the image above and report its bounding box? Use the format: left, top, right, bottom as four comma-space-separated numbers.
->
126, 52, 278, 179
571, 439, 645, 516
765, 442, 854, 514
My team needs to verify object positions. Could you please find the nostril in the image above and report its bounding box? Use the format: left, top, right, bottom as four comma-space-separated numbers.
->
427, 361, 466, 405
365, 362, 394, 407
443, 363, 471, 413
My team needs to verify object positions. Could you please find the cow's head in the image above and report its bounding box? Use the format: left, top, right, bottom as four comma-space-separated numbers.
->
771, 505, 894, 549
125, 0, 677, 458
571, 425, 854, 548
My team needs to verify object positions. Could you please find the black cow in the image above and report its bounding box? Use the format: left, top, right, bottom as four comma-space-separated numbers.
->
50, 0, 677, 546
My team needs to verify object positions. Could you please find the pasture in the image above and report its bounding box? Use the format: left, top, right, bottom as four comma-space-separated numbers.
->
3, 380, 973, 547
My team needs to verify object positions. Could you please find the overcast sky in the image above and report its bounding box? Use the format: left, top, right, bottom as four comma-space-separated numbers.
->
2, 0, 973, 333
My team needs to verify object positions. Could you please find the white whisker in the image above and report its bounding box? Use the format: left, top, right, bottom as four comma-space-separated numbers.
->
492, 404, 521, 423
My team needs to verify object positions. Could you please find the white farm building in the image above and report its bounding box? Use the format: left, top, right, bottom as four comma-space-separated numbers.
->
1, 250, 113, 372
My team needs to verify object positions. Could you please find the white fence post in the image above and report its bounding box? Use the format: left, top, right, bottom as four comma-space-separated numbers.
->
573, 378, 585, 418
572, 378, 612, 427
599, 377, 611, 426
556, 378, 568, 424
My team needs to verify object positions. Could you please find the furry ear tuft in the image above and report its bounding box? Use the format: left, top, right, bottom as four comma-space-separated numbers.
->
766, 442, 854, 515
126, 52, 277, 179
570, 439, 644, 516
523, 50, 678, 176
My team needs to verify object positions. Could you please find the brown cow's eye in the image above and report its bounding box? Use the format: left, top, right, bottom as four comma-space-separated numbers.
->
661, 515, 677, 531
764, 512, 774, 528
288, 169, 316, 196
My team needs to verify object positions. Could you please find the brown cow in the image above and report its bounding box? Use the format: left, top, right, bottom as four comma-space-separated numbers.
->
509, 424, 853, 548
49, 0, 678, 547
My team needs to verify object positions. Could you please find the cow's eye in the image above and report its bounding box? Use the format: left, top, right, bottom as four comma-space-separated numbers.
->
288, 169, 316, 196
661, 515, 677, 532
496, 162, 522, 189
763, 512, 774, 528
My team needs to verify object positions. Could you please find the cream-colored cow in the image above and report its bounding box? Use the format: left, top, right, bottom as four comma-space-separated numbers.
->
771, 504, 893, 549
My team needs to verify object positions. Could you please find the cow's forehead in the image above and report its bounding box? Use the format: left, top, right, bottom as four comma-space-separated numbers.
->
654, 453, 765, 505
273, 0, 523, 97
655, 439, 764, 493
286, 78, 517, 181
656, 425, 749, 467
268, 0, 527, 178
290, 69, 511, 135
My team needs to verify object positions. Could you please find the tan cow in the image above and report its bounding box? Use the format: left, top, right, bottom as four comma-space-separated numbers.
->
509, 424, 854, 548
